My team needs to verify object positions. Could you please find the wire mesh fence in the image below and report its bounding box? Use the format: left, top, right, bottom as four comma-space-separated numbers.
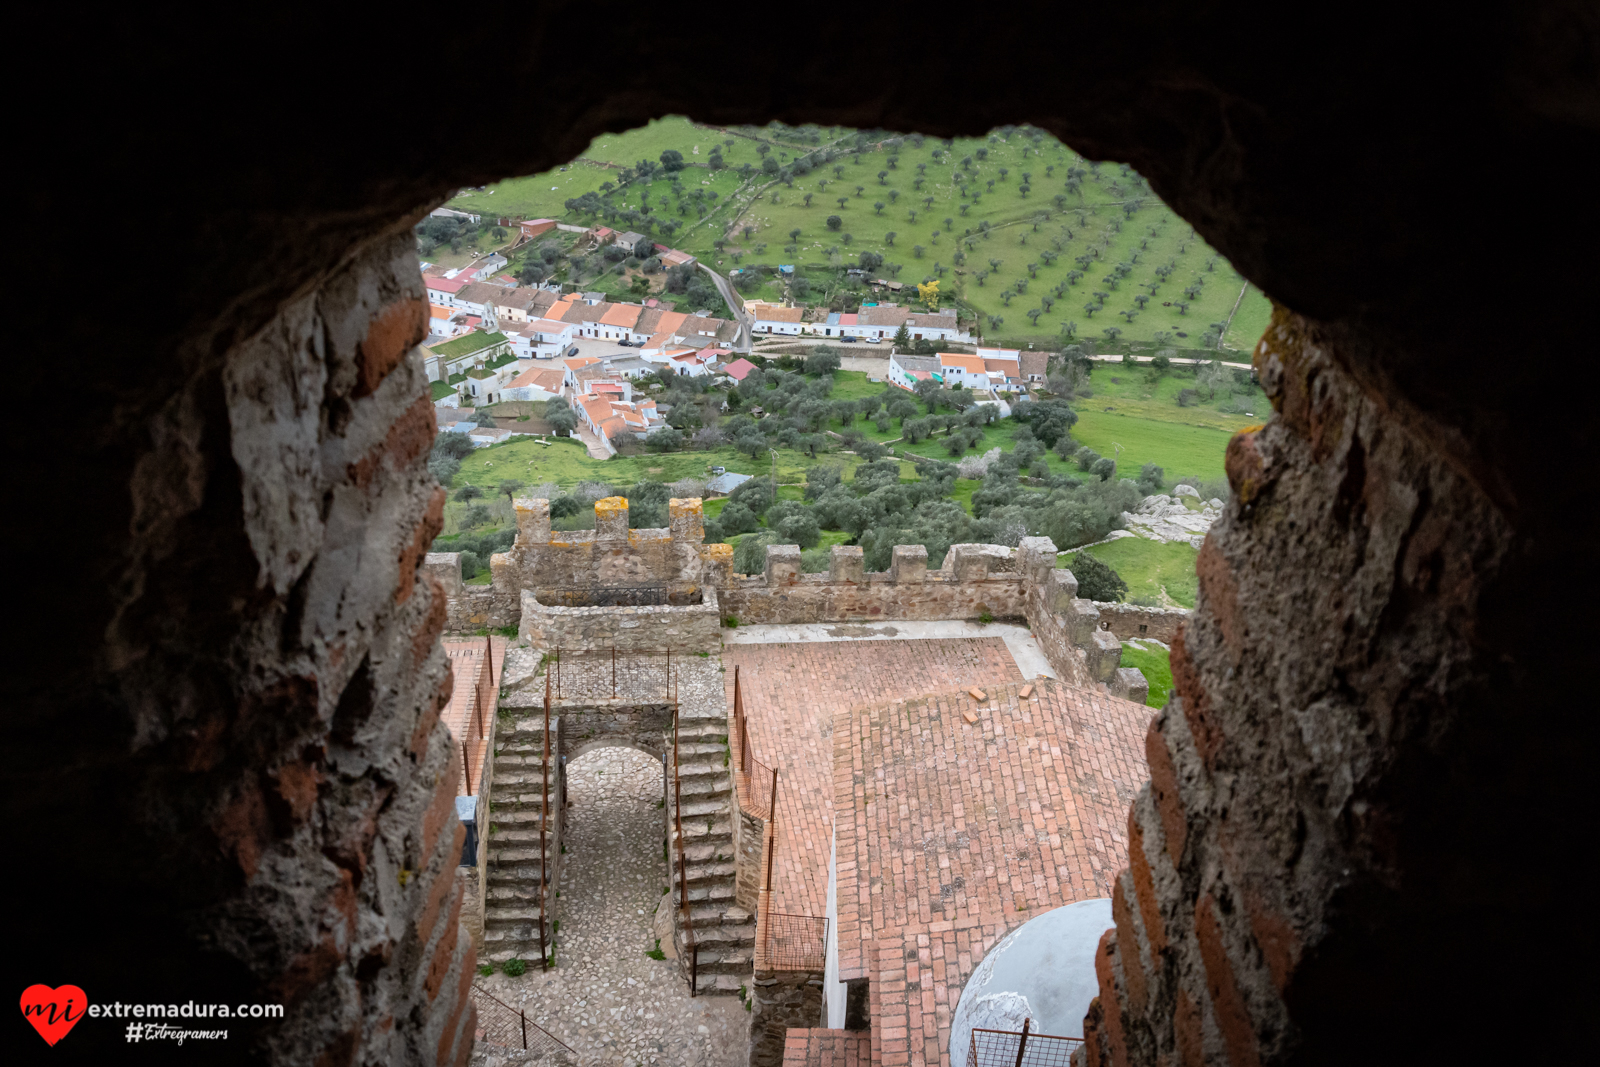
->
470, 984, 573, 1056
968, 1025, 1083, 1067
763, 912, 828, 972
549, 647, 679, 704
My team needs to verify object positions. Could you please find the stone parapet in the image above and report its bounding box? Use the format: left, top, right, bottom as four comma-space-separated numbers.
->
1091, 601, 1189, 643
518, 586, 721, 652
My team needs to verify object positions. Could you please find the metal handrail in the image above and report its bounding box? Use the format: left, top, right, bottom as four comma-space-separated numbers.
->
673, 700, 697, 994
540, 669, 550, 969
470, 983, 573, 1055
551, 646, 680, 704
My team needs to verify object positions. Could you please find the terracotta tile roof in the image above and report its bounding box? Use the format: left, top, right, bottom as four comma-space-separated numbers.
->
753, 305, 805, 323
429, 304, 453, 320
506, 365, 563, 391
599, 302, 643, 328
562, 356, 600, 370
1020, 351, 1049, 378
833, 677, 1150, 984
598, 414, 628, 439
983, 358, 1019, 374
559, 301, 607, 324
939, 354, 987, 374
425, 276, 467, 294
634, 307, 665, 334
838, 313, 858, 326
525, 317, 572, 333
905, 311, 958, 330
856, 305, 910, 327
722, 358, 756, 380
455, 281, 507, 305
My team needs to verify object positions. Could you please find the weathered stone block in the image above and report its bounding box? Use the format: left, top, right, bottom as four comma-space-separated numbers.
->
765, 544, 801, 585
1045, 569, 1081, 613
701, 542, 733, 587
1067, 597, 1101, 646
1110, 666, 1150, 704
829, 544, 865, 584
424, 552, 465, 598
669, 498, 705, 543
594, 496, 629, 540
1087, 628, 1123, 682
1017, 536, 1059, 583
514, 497, 551, 546
891, 544, 928, 583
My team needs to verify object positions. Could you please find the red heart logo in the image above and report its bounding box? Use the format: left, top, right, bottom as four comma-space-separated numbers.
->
20, 985, 88, 1046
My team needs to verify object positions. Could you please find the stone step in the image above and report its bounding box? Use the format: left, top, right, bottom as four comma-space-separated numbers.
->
674, 798, 728, 820
488, 808, 555, 829
686, 949, 753, 976
682, 883, 736, 905
488, 847, 554, 866
683, 842, 734, 864
682, 918, 756, 944
692, 973, 747, 995
483, 906, 549, 925
486, 884, 545, 905
675, 860, 737, 886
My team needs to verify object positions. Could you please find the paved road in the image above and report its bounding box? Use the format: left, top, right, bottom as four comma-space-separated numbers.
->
698, 264, 752, 353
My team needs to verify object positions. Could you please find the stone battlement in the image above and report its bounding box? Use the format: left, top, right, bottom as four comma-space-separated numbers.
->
435, 511, 1159, 701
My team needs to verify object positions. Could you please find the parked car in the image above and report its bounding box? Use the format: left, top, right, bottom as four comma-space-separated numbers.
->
841, 336, 858, 343
565, 345, 580, 357
866, 336, 881, 344
711, 466, 726, 475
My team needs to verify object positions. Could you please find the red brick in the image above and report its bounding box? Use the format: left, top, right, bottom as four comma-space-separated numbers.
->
213, 778, 271, 880
273, 930, 343, 1006
435, 956, 476, 1066
1112, 877, 1148, 1014
416, 849, 463, 946
411, 574, 450, 677
1126, 813, 1168, 955
1224, 429, 1269, 504
355, 297, 428, 398
422, 891, 465, 1001
1093, 929, 1132, 1067
1194, 539, 1244, 663
1168, 630, 1221, 768
1242, 882, 1300, 994
1193, 893, 1261, 1067
1144, 718, 1189, 864
349, 393, 437, 490
421, 765, 461, 859
1173, 988, 1205, 1067
397, 486, 447, 604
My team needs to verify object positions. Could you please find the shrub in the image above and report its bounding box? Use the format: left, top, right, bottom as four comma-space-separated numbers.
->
1075, 446, 1100, 471
1137, 462, 1165, 495
1066, 552, 1129, 602
462, 505, 493, 528
458, 550, 483, 578
728, 477, 774, 515
454, 484, 483, 502
1090, 456, 1117, 481
717, 501, 759, 535
502, 958, 528, 977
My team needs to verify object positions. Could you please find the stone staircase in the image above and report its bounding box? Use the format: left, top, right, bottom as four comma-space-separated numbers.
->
669, 656, 754, 994
482, 709, 561, 964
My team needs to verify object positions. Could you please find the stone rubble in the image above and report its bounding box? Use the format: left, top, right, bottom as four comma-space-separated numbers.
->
476, 746, 747, 1066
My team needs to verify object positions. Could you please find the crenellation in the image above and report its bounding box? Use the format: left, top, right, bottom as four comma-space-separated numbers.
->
514, 496, 551, 545
828, 544, 865, 584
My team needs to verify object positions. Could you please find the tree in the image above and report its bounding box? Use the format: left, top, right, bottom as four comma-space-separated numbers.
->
885, 231, 897, 246
1027, 307, 1043, 326
913, 244, 925, 259
789, 228, 802, 243
803, 193, 814, 207
659, 149, 685, 172
858, 250, 883, 272
1060, 320, 1078, 339
877, 170, 889, 185
1067, 552, 1128, 601
893, 323, 911, 348
647, 427, 684, 452
1133, 294, 1150, 309
855, 185, 865, 197
1083, 302, 1099, 318
917, 279, 940, 309
826, 214, 843, 231
874, 201, 885, 215
836, 196, 849, 210
454, 484, 483, 502
913, 376, 942, 412
804, 347, 842, 375
497, 478, 526, 503
1103, 326, 1123, 342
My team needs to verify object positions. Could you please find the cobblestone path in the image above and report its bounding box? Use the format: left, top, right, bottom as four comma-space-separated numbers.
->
477, 746, 747, 1066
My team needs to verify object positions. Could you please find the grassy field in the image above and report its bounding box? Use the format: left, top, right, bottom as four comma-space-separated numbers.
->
1068, 410, 1232, 482
1119, 641, 1173, 708
1076, 537, 1200, 608
1223, 284, 1274, 352
451, 119, 1265, 353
